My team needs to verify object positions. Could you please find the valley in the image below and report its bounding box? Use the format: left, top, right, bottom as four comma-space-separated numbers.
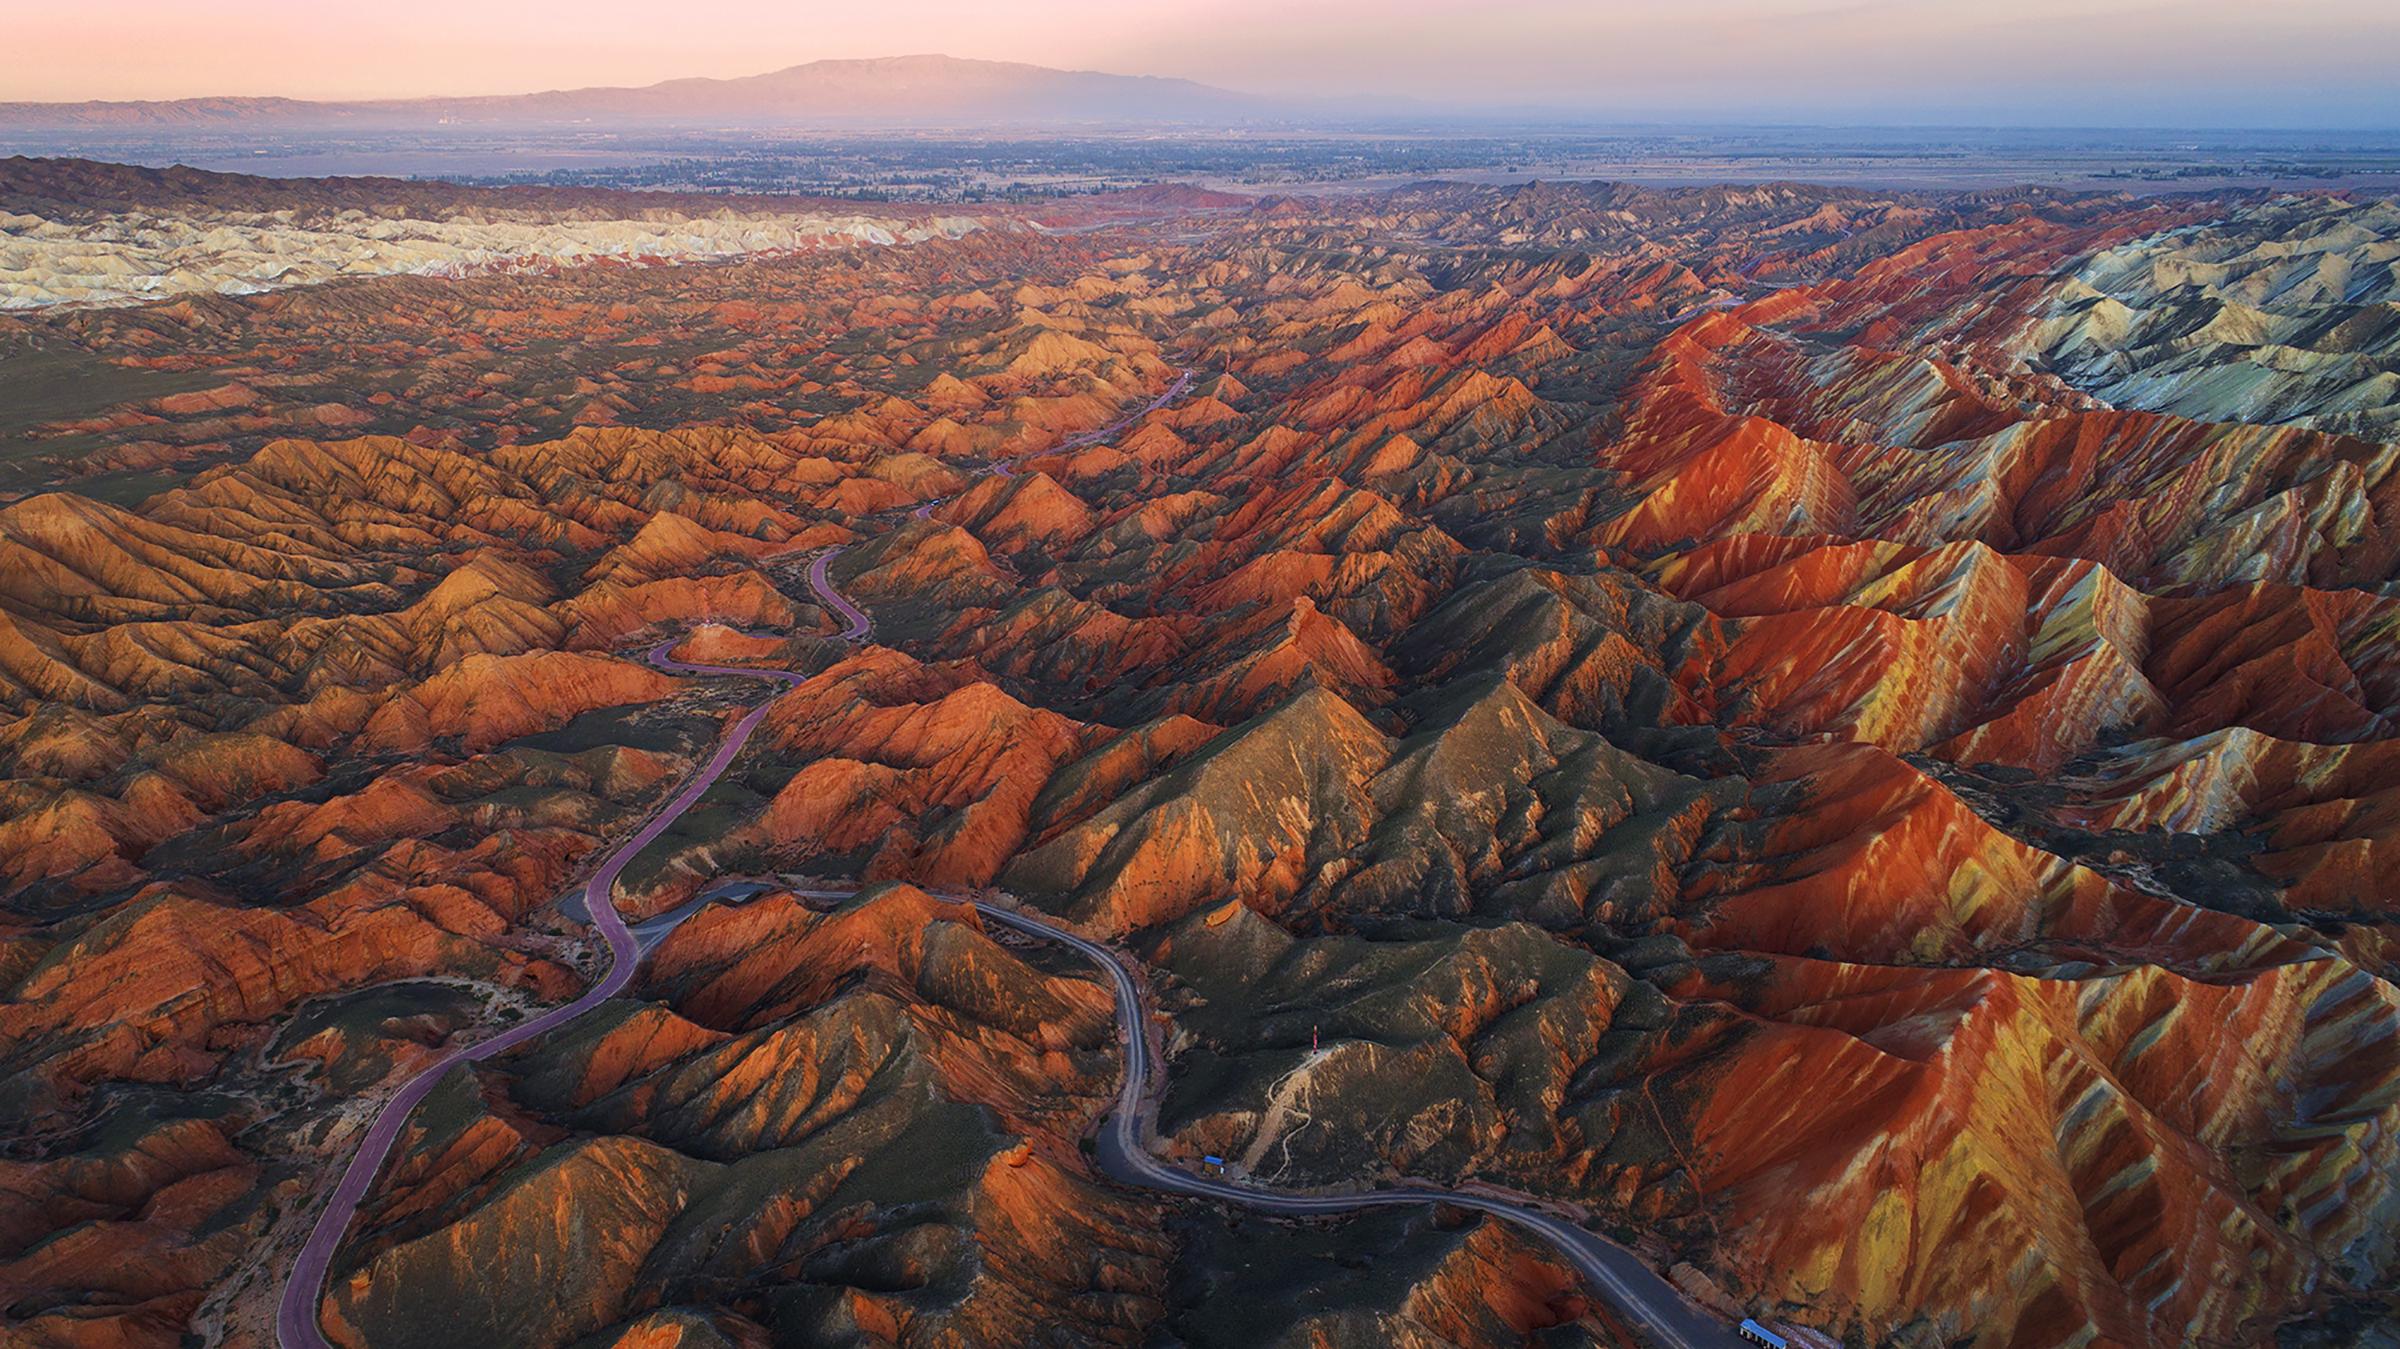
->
0, 156, 2395, 1348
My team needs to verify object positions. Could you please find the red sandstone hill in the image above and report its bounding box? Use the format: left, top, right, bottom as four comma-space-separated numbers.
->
1, 173, 2395, 1349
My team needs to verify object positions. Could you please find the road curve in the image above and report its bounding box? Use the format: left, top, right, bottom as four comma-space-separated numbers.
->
275, 374, 1188, 1345
807, 547, 872, 639
275, 639, 805, 1349
792, 380, 1737, 1348
277, 368, 1737, 1347
1056, 367, 1195, 453
905, 367, 1197, 519
971, 903, 1745, 1349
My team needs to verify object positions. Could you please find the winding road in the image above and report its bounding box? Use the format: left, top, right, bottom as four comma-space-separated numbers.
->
970, 905, 1743, 1349
276, 368, 1748, 1348
1058, 367, 1196, 452
275, 639, 806, 1349
805, 547, 873, 639
911, 367, 1197, 512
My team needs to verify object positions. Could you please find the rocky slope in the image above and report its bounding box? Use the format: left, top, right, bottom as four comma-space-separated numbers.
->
2034, 195, 2400, 438
2, 167, 2394, 1347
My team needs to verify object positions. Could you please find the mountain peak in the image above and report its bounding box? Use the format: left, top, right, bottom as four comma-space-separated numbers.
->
0, 55, 1265, 131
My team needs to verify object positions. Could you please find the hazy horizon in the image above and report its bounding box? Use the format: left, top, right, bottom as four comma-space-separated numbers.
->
9, 0, 2399, 131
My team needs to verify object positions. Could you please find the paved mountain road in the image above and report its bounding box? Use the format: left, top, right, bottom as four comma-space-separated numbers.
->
972, 902, 1745, 1349
909, 367, 1196, 513
274, 376, 1189, 1346
276, 369, 1745, 1349
806, 547, 872, 639
275, 640, 805, 1349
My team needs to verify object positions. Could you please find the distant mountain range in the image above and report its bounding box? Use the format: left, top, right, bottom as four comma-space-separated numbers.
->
0, 55, 1271, 131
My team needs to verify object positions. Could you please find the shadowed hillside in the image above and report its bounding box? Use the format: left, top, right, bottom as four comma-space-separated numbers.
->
2, 161, 2395, 1348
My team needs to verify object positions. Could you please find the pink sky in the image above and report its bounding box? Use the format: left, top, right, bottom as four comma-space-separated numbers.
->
14, 0, 2399, 127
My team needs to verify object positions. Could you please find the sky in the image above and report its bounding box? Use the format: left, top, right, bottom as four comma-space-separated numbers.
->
9, 0, 2399, 129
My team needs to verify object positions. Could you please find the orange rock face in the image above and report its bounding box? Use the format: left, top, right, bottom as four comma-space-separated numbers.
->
3, 165, 2395, 1349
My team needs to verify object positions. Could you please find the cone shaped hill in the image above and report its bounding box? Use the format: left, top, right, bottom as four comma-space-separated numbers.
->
1, 160, 2397, 1348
